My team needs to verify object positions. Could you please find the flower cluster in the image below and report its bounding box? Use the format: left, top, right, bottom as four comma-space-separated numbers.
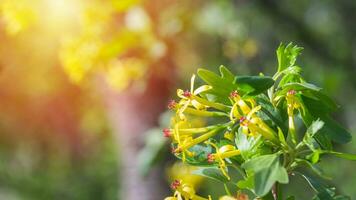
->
163, 43, 355, 200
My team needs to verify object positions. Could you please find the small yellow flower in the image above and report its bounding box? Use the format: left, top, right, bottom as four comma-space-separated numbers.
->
230, 91, 277, 142
206, 142, 241, 180
173, 126, 221, 162
172, 74, 229, 121
176, 74, 212, 120
165, 180, 211, 200
285, 90, 302, 144
229, 91, 256, 119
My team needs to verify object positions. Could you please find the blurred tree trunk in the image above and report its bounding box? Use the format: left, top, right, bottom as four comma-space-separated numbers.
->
104, 65, 175, 200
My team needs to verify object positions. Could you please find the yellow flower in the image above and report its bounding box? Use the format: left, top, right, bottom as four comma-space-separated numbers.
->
165, 180, 211, 200
285, 89, 302, 144
230, 91, 277, 142
176, 74, 212, 119
206, 142, 241, 180
172, 124, 222, 162
167, 162, 204, 189
174, 74, 229, 120
229, 91, 256, 120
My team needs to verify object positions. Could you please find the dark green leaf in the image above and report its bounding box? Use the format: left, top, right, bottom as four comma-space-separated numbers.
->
295, 159, 330, 179
299, 173, 333, 200
300, 109, 333, 150
234, 76, 275, 95
192, 167, 230, 183
319, 117, 352, 144
256, 95, 288, 134
282, 82, 321, 92
301, 93, 337, 115
300, 97, 351, 144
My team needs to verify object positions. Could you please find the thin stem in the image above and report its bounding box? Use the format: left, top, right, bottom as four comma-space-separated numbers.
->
271, 183, 278, 200
223, 183, 232, 196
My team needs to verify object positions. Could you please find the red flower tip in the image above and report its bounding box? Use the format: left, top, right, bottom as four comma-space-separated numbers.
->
170, 179, 181, 190
239, 116, 248, 126
239, 116, 246, 123
287, 90, 296, 96
167, 100, 177, 110
230, 90, 239, 98
183, 90, 192, 98
207, 153, 215, 163
163, 128, 171, 137
171, 147, 181, 154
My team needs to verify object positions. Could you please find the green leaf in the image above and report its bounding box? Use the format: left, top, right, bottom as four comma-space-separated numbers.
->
278, 73, 302, 87
277, 81, 338, 116
305, 120, 325, 138
192, 167, 230, 183
235, 127, 263, 160
299, 173, 333, 200
301, 97, 351, 144
303, 120, 325, 151
276, 42, 303, 72
295, 159, 330, 179
319, 117, 352, 144
332, 195, 351, 200
256, 95, 288, 134
282, 82, 322, 92
301, 93, 337, 116
300, 109, 332, 150
321, 151, 356, 161
237, 170, 254, 190
234, 76, 275, 95
219, 65, 235, 82
299, 173, 350, 200
242, 154, 289, 196
197, 68, 237, 100
175, 144, 213, 166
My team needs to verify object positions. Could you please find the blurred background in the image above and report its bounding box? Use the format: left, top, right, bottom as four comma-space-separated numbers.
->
0, 0, 355, 199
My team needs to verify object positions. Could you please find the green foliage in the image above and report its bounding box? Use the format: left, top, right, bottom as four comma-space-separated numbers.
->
163, 43, 355, 199
234, 76, 275, 95
241, 154, 288, 196
276, 43, 303, 73
192, 167, 230, 184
